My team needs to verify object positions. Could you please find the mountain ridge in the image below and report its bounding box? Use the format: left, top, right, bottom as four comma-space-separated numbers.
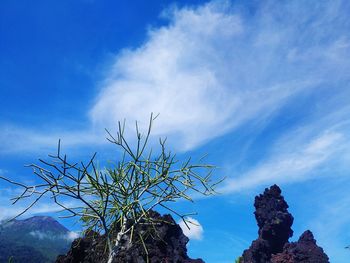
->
0, 215, 73, 263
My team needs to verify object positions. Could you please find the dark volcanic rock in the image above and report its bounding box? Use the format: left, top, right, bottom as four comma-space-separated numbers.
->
271, 230, 329, 263
56, 230, 106, 263
242, 185, 294, 263
241, 185, 329, 263
56, 211, 204, 263
254, 185, 294, 250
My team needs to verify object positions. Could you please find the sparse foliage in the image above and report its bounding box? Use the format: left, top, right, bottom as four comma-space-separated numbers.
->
0, 115, 222, 262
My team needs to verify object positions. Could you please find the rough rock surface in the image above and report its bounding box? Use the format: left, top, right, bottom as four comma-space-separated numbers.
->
242, 184, 294, 262
56, 211, 204, 263
271, 230, 329, 263
241, 185, 329, 263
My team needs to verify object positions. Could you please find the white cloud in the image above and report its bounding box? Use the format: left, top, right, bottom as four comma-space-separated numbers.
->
1, 0, 349, 154
178, 217, 203, 240
90, 1, 325, 151
0, 124, 104, 154
221, 131, 346, 193
0, 195, 81, 221
66, 231, 80, 240
29, 230, 52, 240
29, 230, 79, 241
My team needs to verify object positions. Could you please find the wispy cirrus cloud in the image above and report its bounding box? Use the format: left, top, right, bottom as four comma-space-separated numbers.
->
221, 130, 347, 193
1, 0, 349, 155
0, 124, 104, 155
0, 186, 81, 221
0, 0, 349, 206
90, 0, 350, 151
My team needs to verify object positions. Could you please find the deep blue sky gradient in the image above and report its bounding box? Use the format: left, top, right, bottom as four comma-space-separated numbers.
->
1, 1, 350, 262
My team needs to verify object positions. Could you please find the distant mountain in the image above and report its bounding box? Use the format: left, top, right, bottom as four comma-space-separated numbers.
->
0, 216, 75, 263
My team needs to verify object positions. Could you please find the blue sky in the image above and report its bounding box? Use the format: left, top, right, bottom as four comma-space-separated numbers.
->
1, 0, 350, 262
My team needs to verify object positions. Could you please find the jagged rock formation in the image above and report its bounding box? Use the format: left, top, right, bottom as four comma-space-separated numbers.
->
271, 231, 329, 263
56, 211, 204, 263
241, 185, 329, 263
242, 184, 294, 262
